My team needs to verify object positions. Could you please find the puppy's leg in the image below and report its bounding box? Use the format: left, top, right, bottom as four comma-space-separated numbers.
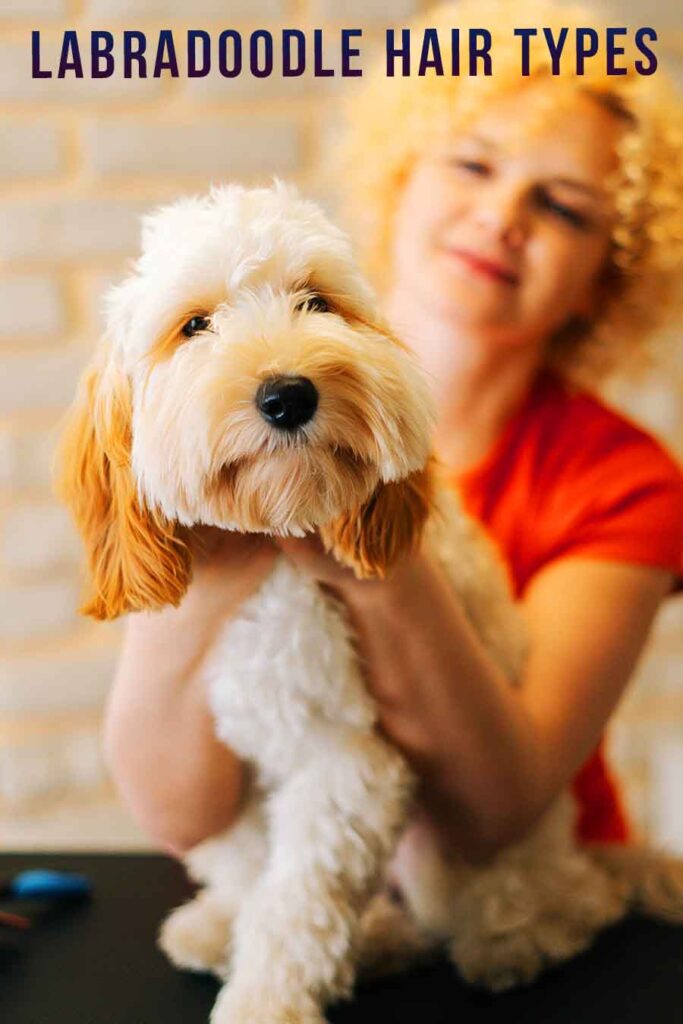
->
159, 793, 268, 977
158, 889, 233, 977
443, 799, 628, 990
210, 730, 413, 1024
357, 888, 436, 978
447, 852, 627, 991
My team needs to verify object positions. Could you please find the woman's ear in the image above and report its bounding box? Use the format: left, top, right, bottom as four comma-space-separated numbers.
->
319, 458, 436, 579
55, 360, 192, 620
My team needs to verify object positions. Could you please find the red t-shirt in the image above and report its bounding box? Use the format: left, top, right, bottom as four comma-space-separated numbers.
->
453, 370, 683, 844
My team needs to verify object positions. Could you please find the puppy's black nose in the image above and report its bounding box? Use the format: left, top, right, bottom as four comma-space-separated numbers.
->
256, 376, 319, 430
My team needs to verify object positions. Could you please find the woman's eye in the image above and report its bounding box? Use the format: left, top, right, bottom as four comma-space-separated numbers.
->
452, 158, 490, 176
182, 315, 211, 337
295, 293, 330, 314
538, 192, 588, 229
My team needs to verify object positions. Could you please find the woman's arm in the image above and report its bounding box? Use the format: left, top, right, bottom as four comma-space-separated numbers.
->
103, 530, 278, 856
277, 535, 673, 862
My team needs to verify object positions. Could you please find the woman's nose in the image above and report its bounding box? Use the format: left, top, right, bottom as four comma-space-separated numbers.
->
472, 184, 528, 248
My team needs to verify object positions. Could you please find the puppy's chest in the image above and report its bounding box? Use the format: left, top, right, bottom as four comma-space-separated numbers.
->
201, 557, 376, 779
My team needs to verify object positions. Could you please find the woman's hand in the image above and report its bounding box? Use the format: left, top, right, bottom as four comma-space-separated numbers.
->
274, 534, 369, 591
277, 535, 673, 865
104, 529, 278, 856
274, 534, 445, 766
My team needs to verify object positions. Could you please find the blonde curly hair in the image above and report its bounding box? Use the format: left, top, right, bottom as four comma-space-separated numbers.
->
338, 0, 683, 384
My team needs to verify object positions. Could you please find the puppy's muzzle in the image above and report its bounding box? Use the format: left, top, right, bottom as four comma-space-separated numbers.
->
256, 376, 319, 431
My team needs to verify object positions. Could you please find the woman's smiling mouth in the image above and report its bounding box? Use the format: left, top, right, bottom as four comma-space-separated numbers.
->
446, 247, 520, 286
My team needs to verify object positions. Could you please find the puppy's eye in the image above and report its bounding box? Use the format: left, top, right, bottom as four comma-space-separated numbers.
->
295, 293, 330, 314
182, 315, 211, 337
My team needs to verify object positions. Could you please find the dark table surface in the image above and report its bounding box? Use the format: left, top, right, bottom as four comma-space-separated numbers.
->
1, 852, 683, 1023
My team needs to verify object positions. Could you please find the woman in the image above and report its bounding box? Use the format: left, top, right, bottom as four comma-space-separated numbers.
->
104, 0, 683, 864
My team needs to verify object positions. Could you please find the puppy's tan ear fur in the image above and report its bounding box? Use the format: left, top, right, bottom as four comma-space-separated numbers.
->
56, 363, 191, 620
320, 458, 436, 579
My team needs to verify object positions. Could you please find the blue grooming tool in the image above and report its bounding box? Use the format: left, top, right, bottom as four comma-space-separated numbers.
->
4, 869, 92, 901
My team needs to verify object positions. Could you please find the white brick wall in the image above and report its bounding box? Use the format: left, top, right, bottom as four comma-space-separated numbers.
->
608, 369, 683, 441
311, 0, 419, 20
0, 0, 69, 18
0, 199, 150, 263
0, 578, 81, 642
81, 269, 127, 335
0, 425, 59, 492
655, 598, 683, 640
0, 275, 67, 341
0, 122, 65, 180
652, 740, 683, 850
592, 0, 683, 33
0, 637, 119, 718
0, 795, 150, 850
0, 349, 85, 413
183, 66, 311, 102
0, 729, 104, 805
82, 115, 301, 179
1, 502, 81, 574
86, 0, 285, 17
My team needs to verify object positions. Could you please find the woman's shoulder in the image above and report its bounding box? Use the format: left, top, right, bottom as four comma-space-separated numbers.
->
457, 368, 683, 515
460, 369, 683, 596
528, 370, 683, 487
518, 371, 683, 586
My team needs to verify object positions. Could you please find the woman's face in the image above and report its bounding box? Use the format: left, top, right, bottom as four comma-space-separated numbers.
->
389, 84, 623, 351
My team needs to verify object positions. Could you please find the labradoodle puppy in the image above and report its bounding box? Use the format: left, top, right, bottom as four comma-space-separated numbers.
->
57, 183, 683, 1024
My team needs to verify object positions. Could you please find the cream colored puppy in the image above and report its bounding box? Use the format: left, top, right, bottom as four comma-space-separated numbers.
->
58, 183, 683, 1024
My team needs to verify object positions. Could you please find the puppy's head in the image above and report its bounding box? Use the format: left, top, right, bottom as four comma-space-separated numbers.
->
57, 183, 436, 619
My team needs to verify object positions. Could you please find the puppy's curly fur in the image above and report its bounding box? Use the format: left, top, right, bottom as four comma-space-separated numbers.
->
58, 183, 683, 1024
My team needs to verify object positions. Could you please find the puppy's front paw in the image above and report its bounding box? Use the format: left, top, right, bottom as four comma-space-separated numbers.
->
159, 894, 231, 977
449, 860, 627, 991
450, 903, 598, 992
210, 986, 325, 1024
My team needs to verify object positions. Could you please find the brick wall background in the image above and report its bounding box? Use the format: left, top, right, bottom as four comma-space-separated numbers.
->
0, 0, 681, 850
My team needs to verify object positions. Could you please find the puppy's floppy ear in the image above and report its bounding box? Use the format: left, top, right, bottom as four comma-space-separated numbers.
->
320, 458, 436, 579
55, 360, 191, 620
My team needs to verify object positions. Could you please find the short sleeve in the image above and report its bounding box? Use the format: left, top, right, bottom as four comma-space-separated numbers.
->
536, 417, 683, 590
